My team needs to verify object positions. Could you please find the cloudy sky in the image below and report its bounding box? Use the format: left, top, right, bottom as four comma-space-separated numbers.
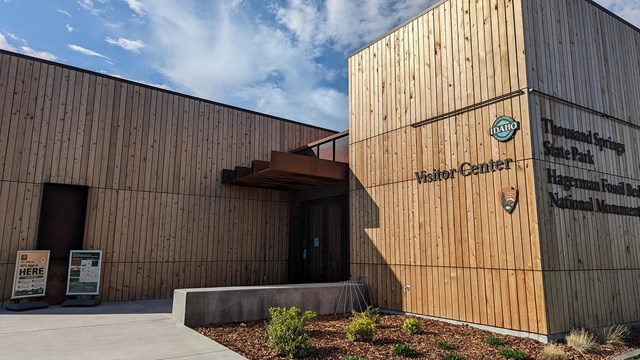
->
0, 0, 638, 130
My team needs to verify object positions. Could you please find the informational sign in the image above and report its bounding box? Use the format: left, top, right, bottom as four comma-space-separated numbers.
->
489, 116, 520, 142
500, 187, 519, 214
11, 250, 50, 299
66, 250, 102, 295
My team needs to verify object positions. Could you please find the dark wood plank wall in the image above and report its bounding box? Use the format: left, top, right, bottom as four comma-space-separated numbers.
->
523, 0, 640, 127
0, 51, 334, 303
524, 0, 640, 335
349, 0, 548, 334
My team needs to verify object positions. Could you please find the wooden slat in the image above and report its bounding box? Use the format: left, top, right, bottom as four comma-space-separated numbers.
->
0, 49, 333, 305
348, 0, 640, 338
347, 0, 545, 335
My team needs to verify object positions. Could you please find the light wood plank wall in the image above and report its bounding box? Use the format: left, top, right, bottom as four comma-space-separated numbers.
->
349, 0, 547, 335
0, 50, 334, 303
524, 0, 640, 335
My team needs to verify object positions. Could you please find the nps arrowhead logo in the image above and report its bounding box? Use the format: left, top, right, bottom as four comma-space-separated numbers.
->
500, 187, 518, 214
489, 116, 520, 142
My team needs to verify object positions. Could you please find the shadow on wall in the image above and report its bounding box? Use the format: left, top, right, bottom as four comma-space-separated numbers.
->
349, 172, 404, 313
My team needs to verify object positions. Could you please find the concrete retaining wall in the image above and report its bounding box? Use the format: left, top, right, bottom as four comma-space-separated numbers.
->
172, 282, 368, 327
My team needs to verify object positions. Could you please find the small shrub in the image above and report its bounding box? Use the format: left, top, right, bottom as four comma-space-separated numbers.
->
566, 328, 599, 354
359, 306, 380, 324
601, 324, 630, 346
391, 343, 417, 357
435, 339, 457, 350
442, 354, 466, 360
347, 307, 379, 342
498, 348, 528, 360
343, 357, 367, 360
403, 317, 423, 335
346, 316, 377, 342
239, 322, 248, 329
486, 335, 507, 347
266, 306, 316, 358
540, 343, 566, 360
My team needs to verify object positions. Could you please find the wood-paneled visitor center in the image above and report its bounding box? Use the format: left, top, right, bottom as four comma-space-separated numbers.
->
1, 0, 639, 341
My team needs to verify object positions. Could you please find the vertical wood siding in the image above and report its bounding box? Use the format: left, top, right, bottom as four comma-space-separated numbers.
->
348, 0, 547, 335
523, 0, 640, 127
0, 51, 333, 302
524, 0, 640, 335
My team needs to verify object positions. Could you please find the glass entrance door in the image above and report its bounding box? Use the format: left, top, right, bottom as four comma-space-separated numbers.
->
301, 196, 348, 283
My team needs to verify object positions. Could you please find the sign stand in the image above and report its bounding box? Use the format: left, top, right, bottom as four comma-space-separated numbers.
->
61, 250, 103, 307
5, 250, 51, 312
5, 298, 50, 312
62, 295, 101, 307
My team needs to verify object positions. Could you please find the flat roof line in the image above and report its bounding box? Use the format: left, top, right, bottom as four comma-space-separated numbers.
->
0, 49, 338, 134
349, 0, 640, 59
349, 0, 448, 58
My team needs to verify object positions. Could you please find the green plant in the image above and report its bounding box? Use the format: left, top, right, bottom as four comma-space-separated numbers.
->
266, 306, 316, 358
343, 357, 367, 360
346, 307, 379, 342
442, 354, 466, 360
486, 335, 507, 347
359, 306, 380, 324
600, 324, 630, 346
498, 348, 528, 360
540, 343, 565, 360
239, 322, 248, 328
403, 317, 423, 335
391, 343, 417, 357
435, 339, 457, 350
566, 328, 599, 354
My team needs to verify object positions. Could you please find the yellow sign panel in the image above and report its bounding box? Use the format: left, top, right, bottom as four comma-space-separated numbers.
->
11, 250, 50, 299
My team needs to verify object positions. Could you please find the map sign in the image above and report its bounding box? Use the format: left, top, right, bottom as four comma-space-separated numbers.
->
66, 250, 102, 295
11, 250, 50, 299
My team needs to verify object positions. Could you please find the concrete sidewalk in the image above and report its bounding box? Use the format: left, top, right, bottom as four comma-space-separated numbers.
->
0, 299, 246, 360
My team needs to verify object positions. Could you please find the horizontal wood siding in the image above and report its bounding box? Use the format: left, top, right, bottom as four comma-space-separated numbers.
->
0, 51, 333, 303
349, 0, 547, 334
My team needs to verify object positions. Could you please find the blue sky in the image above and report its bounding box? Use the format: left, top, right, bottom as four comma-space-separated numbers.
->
1, 0, 639, 131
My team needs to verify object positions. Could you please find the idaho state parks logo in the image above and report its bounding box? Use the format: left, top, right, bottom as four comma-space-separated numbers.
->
500, 187, 518, 214
489, 116, 520, 142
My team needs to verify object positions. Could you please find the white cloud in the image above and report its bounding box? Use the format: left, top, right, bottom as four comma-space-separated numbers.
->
5, 32, 23, 43
21, 46, 58, 61
123, 0, 145, 16
595, 0, 640, 28
68, 44, 111, 60
105, 22, 123, 30
99, 70, 173, 90
140, 0, 418, 130
275, 0, 434, 52
138, 0, 436, 129
105, 37, 145, 53
57, 9, 72, 17
77, 0, 104, 15
66, 24, 75, 32
1, 32, 57, 60
0, 33, 17, 52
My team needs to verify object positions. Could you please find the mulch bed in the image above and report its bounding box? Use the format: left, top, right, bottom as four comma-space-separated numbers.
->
196, 314, 640, 359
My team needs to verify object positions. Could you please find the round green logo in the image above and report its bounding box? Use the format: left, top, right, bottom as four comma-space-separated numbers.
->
489, 116, 520, 142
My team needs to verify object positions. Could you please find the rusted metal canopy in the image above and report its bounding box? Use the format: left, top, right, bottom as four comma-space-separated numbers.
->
222, 151, 348, 190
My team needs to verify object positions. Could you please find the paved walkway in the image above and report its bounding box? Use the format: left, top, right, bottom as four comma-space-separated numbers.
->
0, 299, 246, 360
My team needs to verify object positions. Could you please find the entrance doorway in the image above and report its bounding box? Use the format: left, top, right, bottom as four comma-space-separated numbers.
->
36, 183, 89, 304
300, 196, 348, 283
